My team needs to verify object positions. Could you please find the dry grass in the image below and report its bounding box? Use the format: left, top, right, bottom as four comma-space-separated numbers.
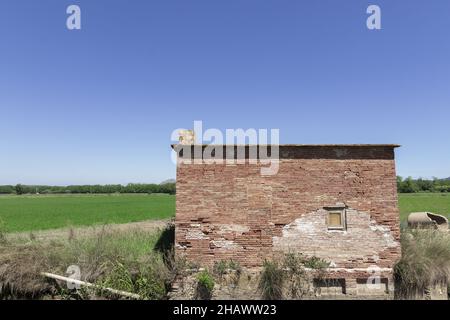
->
0, 223, 180, 299
394, 229, 450, 299
0, 243, 55, 299
258, 260, 285, 300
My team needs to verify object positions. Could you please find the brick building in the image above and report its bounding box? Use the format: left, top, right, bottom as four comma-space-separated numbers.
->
173, 144, 401, 297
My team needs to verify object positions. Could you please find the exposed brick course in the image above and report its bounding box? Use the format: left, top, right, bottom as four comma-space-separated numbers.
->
174, 145, 401, 296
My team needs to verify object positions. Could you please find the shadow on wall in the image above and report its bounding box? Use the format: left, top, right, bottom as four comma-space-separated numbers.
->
154, 223, 175, 266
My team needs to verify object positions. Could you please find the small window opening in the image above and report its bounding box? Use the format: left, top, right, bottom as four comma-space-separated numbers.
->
326, 207, 346, 230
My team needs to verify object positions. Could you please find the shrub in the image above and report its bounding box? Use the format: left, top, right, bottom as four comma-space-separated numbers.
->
303, 255, 329, 271
228, 260, 241, 272
196, 270, 214, 300
213, 260, 228, 277
282, 253, 329, 298
213, 259, 242, 277
212, 259, 242, 287
258, 260, 284, 300
394, 229, 450, 299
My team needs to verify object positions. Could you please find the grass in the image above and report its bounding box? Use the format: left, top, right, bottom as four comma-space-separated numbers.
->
0, 192, 447, 232
398, 193, 450, 223
0, 194, 175, 232
258, 260, 285, 300
195, 270, 215, 300
0, 225, 179, 299
394, 228, 450, 299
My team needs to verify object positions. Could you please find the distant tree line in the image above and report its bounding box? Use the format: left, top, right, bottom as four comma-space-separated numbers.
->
1, 178, 448, 195
0, 183, 175, 195
397, 177, 450, 193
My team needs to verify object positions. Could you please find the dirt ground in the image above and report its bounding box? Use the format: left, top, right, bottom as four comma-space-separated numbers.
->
5, 219, 171, 243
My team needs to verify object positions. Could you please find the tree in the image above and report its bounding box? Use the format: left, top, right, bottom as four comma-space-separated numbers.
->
0, 185, 14, 194
15, 184, 24, 195
398, 177, 419, 193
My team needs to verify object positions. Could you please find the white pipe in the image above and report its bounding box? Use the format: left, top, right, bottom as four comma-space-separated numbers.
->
303, 267, 393, 272
41, 272, 141, 299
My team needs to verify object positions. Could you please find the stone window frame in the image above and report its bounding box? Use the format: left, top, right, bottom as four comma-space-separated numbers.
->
325, 204, 347, 231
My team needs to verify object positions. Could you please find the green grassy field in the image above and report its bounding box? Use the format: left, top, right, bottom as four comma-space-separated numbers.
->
398, 193, 450, 222
0, 193, 448, 233
0, 194, 175, 232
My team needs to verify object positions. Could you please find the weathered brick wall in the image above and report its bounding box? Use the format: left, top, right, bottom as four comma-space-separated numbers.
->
175, 146, 401, 273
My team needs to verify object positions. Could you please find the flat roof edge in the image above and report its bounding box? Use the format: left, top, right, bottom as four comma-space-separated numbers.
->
171, 144, 401, 149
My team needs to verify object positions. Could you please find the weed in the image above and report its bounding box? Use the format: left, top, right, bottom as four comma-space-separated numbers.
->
213, 259, 242, 277
0, 226, 179, 300
196, 270, 215, 300
213, 260, 228, 277
0, 219, 7, 245
258, 260, 284, 300
394, 228, 450, 299
303, 255, 329, 271
283, 253, 309, 298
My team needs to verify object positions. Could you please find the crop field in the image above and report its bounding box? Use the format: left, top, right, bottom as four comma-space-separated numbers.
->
398, 193, 450, 222
0, 193, 448, 233
0, 194, 175, 232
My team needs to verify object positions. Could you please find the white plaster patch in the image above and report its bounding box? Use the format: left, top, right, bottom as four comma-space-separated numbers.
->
215, 224, 249, 234
273, 207, 400, 264
283, 220, 316, 234
210, 239, 242, 249
368, 220, 398, 248
176, 243, 187, 250
186, 229, 209, 240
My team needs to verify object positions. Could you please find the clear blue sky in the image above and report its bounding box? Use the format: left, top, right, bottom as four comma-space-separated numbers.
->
1, 0, 449, 185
